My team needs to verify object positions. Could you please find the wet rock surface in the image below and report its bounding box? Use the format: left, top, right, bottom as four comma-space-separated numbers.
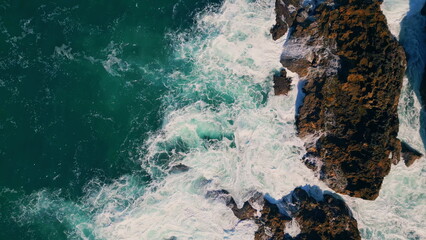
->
401, 142, 423, 167
216, 187, 361, 240
276, 0, 407, 200
270, 0, 303, 40
274, 69, 293, 95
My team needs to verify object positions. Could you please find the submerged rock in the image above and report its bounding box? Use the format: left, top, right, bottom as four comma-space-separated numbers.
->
169, 164, 190, 174
218, 187, 360, 240
276, 0, 407, 200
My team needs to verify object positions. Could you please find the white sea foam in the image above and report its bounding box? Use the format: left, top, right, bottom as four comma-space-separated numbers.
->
285, 219, 301, 237
16, 0, 426, 239
90, 0, 322, 239
102, 41, 131, 77
382, 0, 410, 37
54, 44, 75, 60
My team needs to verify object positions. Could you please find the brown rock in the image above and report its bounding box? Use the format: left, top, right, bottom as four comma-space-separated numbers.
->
290, 188, 360, 240
255, 199, 290, 240
391, 139, 402, 165
401, 142, 423, 167
274, 69, 293, 95
205, 190, 261, 220
279, 0, 406, 200
223, 187, 360, 240
270, 0, 303, 40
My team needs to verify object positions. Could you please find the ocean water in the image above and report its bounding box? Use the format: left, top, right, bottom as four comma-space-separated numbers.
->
0, 0, 424, 239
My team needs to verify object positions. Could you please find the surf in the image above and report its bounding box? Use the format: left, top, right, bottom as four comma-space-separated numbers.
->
13, 0, 426, 239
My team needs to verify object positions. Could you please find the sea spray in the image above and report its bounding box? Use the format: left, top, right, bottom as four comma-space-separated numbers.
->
11, 0, 426, 239
91, 0, 323, 238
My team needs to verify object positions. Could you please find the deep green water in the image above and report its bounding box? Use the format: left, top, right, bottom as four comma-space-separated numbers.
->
0, 0, 221, 239
1, 0, 425, 239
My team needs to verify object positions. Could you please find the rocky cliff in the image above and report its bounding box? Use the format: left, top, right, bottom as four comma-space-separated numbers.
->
273, 0, 407, 200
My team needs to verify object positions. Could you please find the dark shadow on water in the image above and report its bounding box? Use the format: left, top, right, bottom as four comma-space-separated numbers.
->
399, 0, 426, 151
295, 79, 307, 117
264, 184, 332, 217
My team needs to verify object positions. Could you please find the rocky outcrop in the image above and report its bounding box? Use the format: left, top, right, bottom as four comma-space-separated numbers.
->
401, 142, 423, 167
286, 188, 360, 240
214, 187, 361, 240
276, 0, 407, 200
274, 69, 293, 95
270, 0, 303, 40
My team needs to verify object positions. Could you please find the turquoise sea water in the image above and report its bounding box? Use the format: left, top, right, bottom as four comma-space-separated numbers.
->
0, 0, 221, 239
1, 0, 425, 239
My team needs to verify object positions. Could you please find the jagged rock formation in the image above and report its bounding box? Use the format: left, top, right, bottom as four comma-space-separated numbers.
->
212, 187, 360, 240
285, 188, 360, 240
270, 0, 303, 40
274, 69, 293, 95
401, 142, 423, 167
273, 0, 407, 200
